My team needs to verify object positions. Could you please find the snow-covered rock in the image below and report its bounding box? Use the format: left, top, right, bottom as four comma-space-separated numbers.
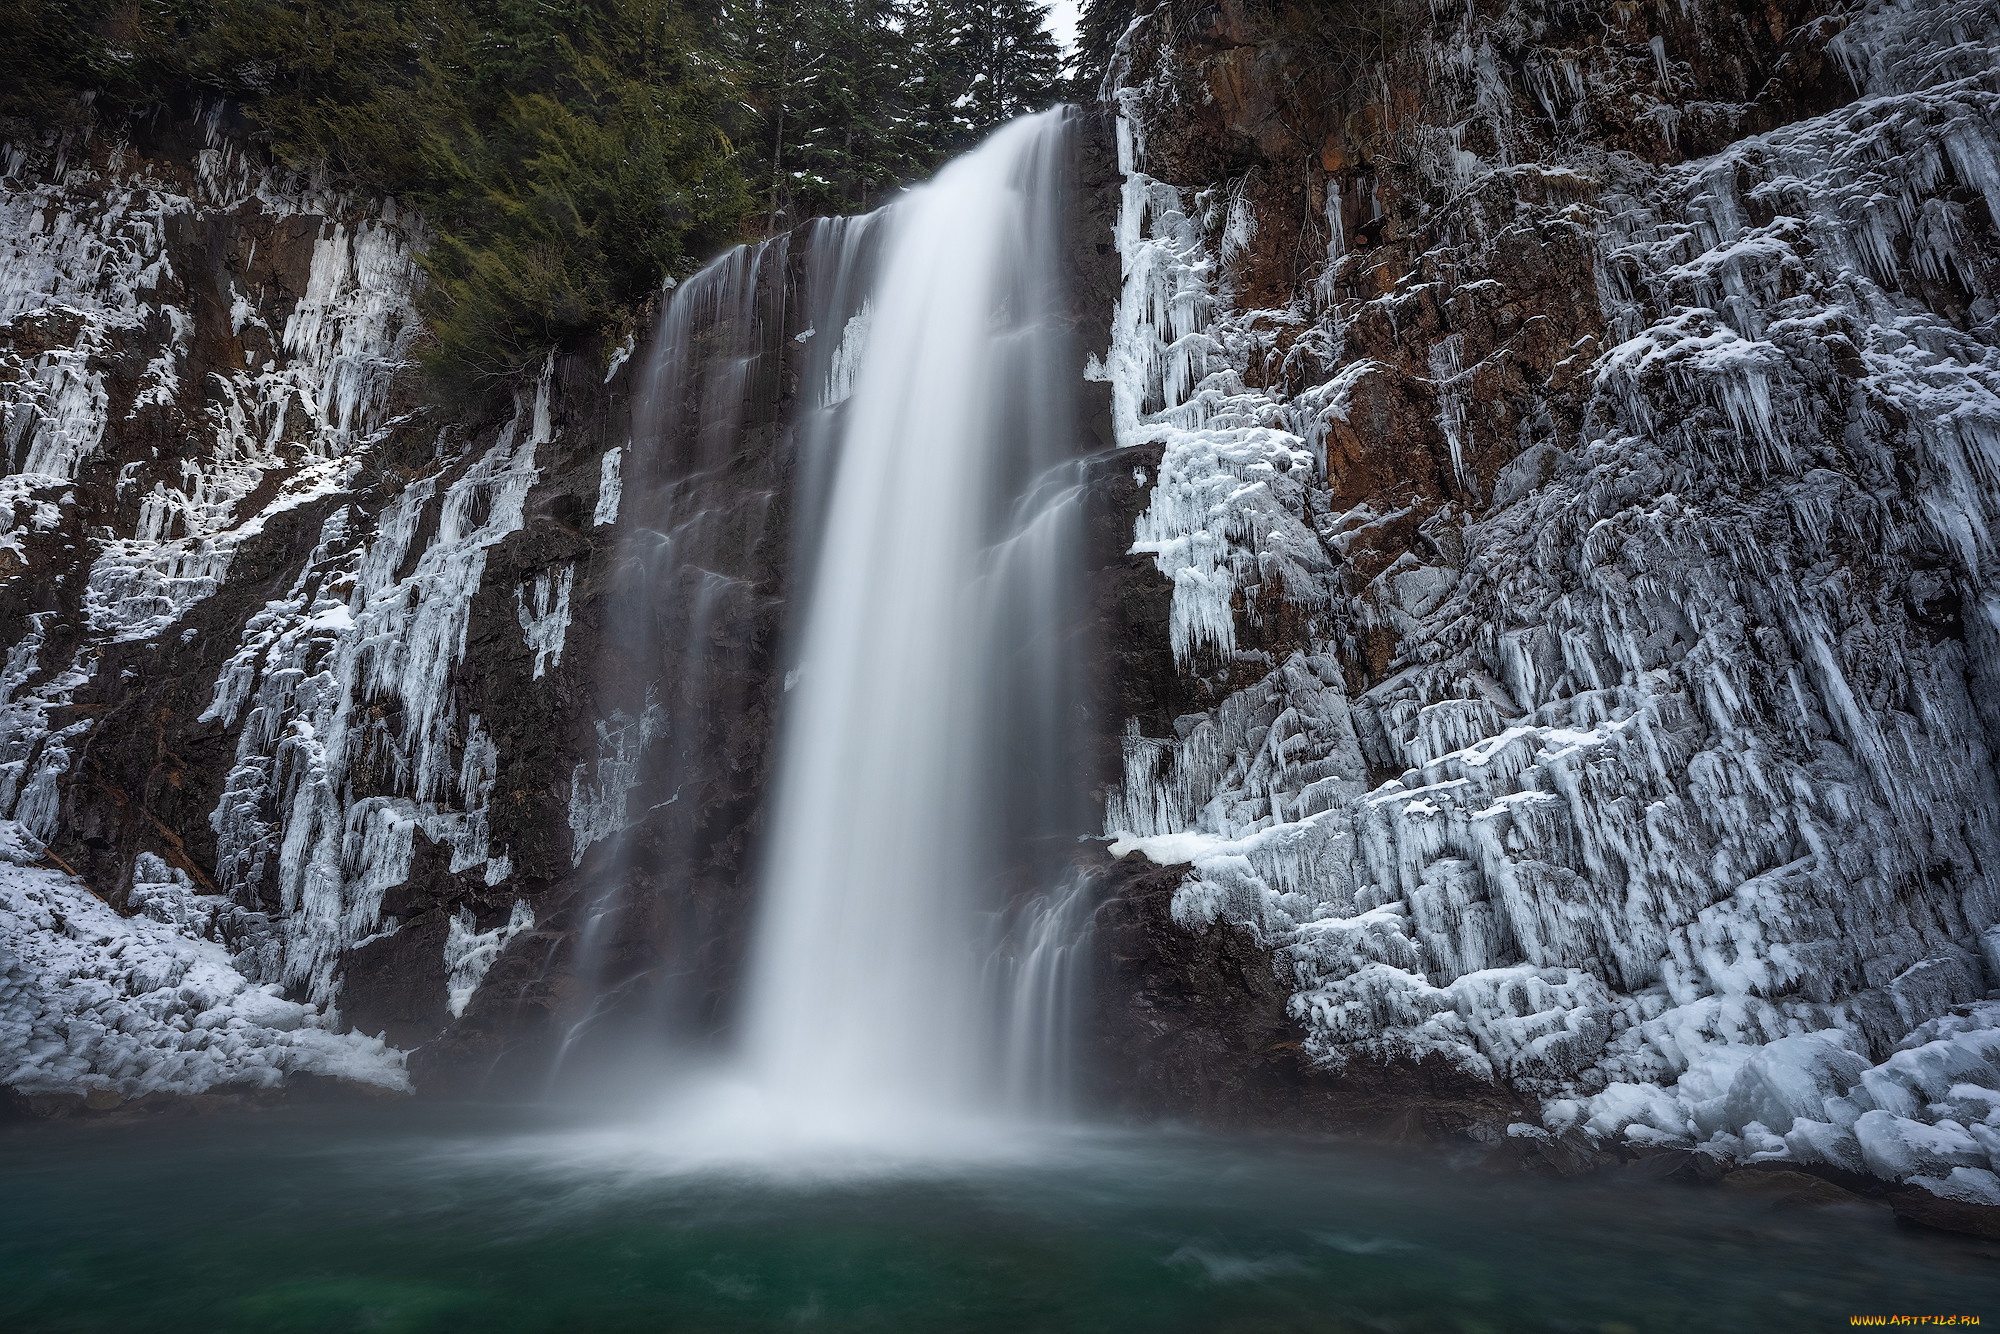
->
0, 111, 573, 1087
0, 821, 405, 1098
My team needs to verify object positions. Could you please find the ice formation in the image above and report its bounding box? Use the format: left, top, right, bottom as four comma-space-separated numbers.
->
0, 116, 420, 853
443, 899, 534, 1019
202, 370, 546, 1002
593, 447, 624, 527
566, 695, 665, 866
0, 822, 406, 1097
0, 108, 547, 1076
0, 116, 417, 639
516, 564, 575, 679
1101, 0, 2000, 1201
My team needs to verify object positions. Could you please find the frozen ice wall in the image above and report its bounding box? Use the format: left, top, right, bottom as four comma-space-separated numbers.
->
0, 820, 407, 1100
201, 368, 547, 1004
0, 109, 421, 853
0, 108, 556, 1094
1100, 0, 2000, 1205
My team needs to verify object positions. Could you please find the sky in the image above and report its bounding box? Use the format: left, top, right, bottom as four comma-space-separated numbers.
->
1042, 0, 1080, 56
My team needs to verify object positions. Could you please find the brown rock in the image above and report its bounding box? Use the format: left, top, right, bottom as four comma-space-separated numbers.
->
1889, 1188, 2000, 1242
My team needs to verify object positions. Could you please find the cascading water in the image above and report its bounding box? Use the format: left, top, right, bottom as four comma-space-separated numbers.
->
738, 108, 1095, 1138
548, 242, 789, 1080
550, 221, 895, 1081
554, 110, 1094, 1143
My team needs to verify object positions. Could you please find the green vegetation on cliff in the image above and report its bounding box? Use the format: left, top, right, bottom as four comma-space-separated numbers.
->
2, 0, 1066, 392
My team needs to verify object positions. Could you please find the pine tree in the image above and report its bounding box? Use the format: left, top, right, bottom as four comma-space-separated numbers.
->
722, 0, 942, 230
954, 0, 1064, 128
1071, 0, 1135, 95
3, 0, 1073, 392
897, 0, 1063, 164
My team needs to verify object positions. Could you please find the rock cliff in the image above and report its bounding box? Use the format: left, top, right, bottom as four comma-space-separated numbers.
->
1089, 0, 2000, 1211
0, 105, 722, 1103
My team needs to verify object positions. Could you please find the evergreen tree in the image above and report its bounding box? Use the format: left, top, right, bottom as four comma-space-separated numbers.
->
1070, 0, 1135, 95
722, 0, 1064, 233
898, 0, 973, 164
954, 0, 1063, 128
723, 0, 935, 231
897, 0, 1064, 164
1, 0, 1072, 394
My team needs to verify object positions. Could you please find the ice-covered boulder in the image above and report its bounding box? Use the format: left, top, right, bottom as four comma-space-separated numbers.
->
1710, 1033, 1870, 1138
0, 822, 406, 1100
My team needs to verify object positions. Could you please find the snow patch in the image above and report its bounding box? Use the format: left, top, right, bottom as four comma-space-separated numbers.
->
443, 899, 534, 1019
0, 821, 406, 1097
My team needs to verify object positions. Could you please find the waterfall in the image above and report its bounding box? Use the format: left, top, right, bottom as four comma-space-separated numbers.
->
558, 110, 1095, 1141
547, 240, 788, 1082
739, 108, 1094, 1136
992, 871, 1100, 1120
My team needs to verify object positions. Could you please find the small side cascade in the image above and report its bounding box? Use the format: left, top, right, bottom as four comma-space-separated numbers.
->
554, 239, 793, 1071
552, 209, 891, 1076
992, 870, 1102, 1120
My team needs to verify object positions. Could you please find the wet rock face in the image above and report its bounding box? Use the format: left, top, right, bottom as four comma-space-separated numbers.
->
1088, 0, 2000, 1200
432, 243, 808, 1091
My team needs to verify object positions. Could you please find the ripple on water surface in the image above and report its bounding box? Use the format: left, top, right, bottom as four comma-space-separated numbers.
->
1, 1104, 1995, 1333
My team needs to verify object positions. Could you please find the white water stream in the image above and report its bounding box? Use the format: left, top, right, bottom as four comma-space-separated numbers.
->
736, 109, 1091, 1143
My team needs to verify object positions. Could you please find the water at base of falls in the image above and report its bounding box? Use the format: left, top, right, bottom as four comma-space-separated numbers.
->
734, 106, 1094, 1143
11, 1106, 1994, 1333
